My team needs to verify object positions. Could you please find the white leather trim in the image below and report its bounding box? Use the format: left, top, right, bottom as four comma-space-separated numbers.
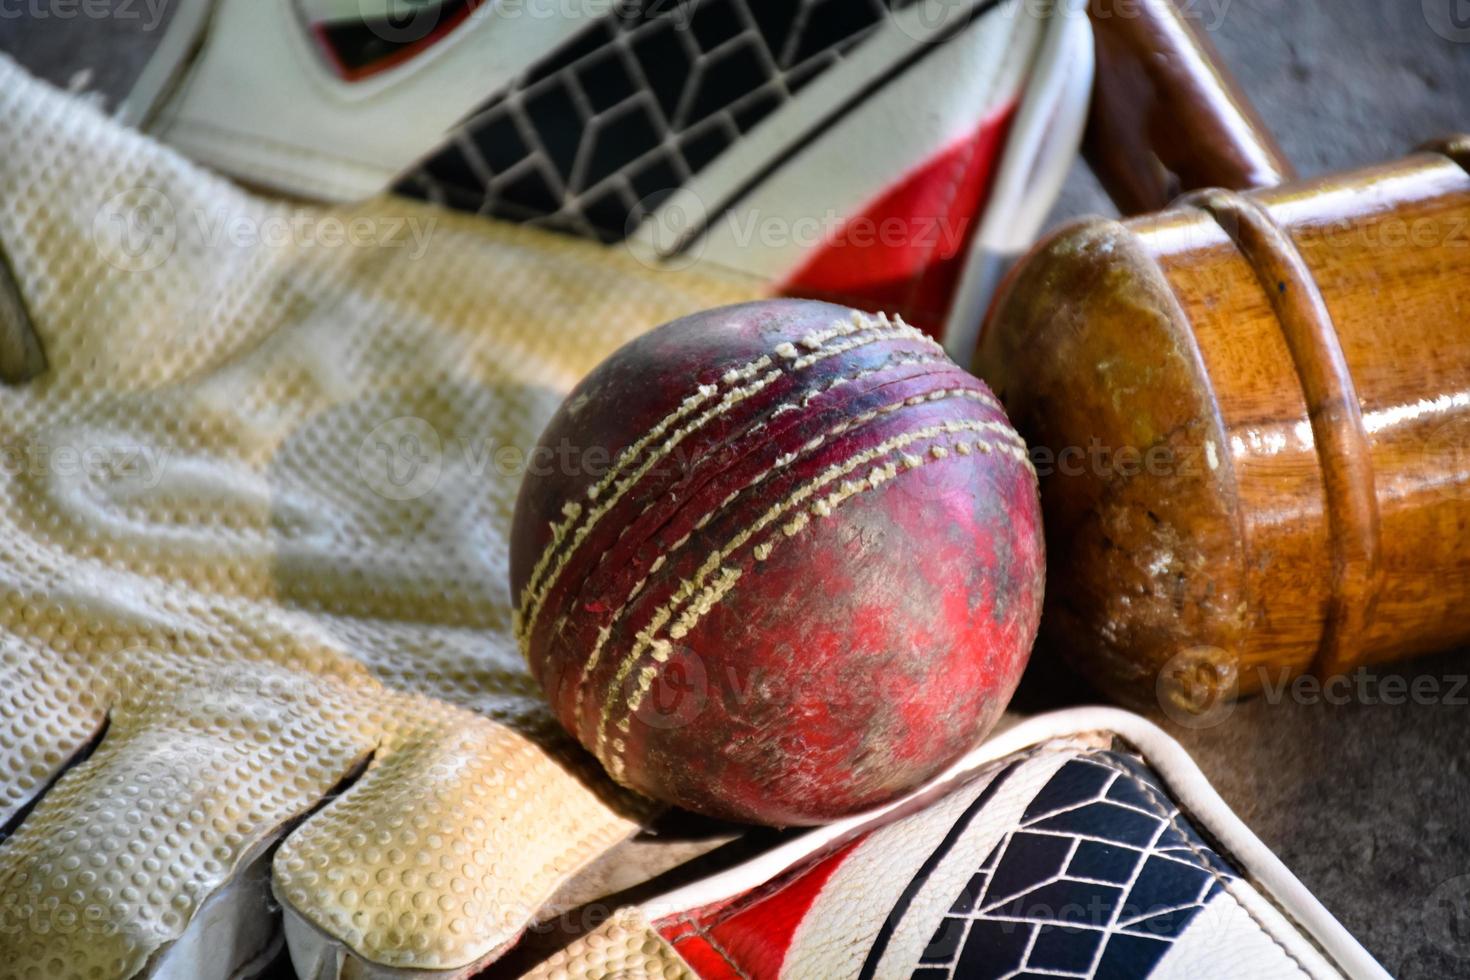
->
1218, 879, 1342, 978
964, 709, 1393, 980
141, 0, 604, 199
1150, 881, 1322, 979
811, 751, 1074, 980
973, 0, 1095, 257
642, 707, 1390, 980
628, 0, 1040, 283
641, 732, 1105, 920
941, 0, 1094, 358
115, 0, 217, 129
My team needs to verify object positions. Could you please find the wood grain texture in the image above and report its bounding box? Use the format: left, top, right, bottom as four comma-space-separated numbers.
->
1181, 188, 1381, 680
977, 146, 1470, 706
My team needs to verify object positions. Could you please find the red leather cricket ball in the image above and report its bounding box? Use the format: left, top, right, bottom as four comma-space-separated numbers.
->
509, 299, 1043, 825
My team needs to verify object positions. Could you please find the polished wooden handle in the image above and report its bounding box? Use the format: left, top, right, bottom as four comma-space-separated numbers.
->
978, 142, 1470, 707
1084, 0, 1295, 214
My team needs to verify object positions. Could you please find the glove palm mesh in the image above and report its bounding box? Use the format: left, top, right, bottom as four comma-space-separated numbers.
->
0, 56, 758, 977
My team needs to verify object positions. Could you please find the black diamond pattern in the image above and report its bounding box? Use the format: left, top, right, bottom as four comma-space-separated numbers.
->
911, 753, 1239, 980
398, 0, 927, 242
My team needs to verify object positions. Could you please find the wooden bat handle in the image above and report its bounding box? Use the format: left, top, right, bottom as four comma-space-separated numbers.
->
978, 143, 1470, 706
1084, 0, 1295, 214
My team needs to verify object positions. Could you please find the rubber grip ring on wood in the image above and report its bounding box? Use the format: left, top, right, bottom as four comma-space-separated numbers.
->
1182, 188, 1382, 679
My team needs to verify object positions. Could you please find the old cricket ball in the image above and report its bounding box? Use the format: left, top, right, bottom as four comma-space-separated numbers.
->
509, 299, 1043, 825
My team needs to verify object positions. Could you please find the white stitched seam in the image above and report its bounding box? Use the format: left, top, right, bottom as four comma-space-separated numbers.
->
1082, 751, 1312, 976
595, 420, 1028, 777
516, 314, 955, 657
564, 384, 1012, 732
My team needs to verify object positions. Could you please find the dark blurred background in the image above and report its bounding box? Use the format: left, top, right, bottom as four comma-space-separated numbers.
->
2, 2, 1468, 976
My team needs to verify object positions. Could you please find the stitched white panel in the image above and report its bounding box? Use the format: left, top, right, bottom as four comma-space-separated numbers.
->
779, 748, 1074, 980
1152, 883, 1317, 979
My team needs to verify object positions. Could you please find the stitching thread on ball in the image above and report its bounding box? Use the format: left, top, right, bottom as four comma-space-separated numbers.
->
516, 310, 887, 612
515, 314, 948, 657
567, 350, 966, 597
594, 420, 1031, 778
516, 315, 938, 637
566, 387, 1022, 735
558, 367, 977, 713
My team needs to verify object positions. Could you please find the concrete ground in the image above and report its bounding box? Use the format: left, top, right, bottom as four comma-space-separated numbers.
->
2, 1, 1469, 976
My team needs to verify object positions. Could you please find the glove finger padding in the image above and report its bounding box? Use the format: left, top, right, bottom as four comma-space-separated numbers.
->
0, 649, 377, 978
0, 55, 760, 977
0, 641, 107, 831
272, 697, 639, 975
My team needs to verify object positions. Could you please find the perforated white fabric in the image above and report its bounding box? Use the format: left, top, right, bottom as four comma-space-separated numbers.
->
0, 55, 760, 978
518, 908, 694, 980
